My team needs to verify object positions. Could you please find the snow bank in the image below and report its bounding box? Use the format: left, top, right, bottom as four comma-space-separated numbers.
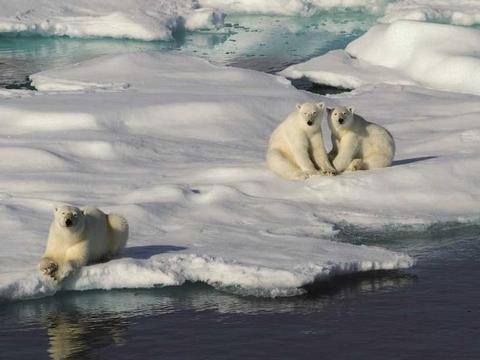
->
281, 20, 480, 95
381, 0, 480, 26
0, 52, 420, 301
199, 0, 387, 16
0, 0, 224, 41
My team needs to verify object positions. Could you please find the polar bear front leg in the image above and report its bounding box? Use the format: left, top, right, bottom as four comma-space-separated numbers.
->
332, 135, 360, 173
287, 132, 320, 178
55, 243, 88, 282
310, 133, 336, 176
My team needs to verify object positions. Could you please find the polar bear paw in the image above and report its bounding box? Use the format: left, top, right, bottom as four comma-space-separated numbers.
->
294, 172, 311, 180
321, 169, 336, 176
40, 260, 58, 279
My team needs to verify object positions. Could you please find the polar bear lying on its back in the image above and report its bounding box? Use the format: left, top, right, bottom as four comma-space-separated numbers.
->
328, 106, 395, 172
267, 102, 336, 180
39, 205, 129, 282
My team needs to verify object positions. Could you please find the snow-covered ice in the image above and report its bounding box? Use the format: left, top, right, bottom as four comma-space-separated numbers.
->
0, 52, 421, 301
199, 0, 388, 16
281, 20, 480, 95
0, 0, 224, 41
2, 14, 480, 300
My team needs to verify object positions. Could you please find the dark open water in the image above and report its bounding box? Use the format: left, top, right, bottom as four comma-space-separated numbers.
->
1, 223, 479, 359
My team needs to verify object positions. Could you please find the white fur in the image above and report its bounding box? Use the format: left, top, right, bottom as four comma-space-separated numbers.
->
328, 106, 395, 172
267, 102, 336, 180
39, 205, 129, 281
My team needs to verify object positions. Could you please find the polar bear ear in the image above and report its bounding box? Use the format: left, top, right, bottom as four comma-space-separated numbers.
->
347, 106, 355, 114
296, 103, 302, 110
316, 102, 325, 110
53, 206, 58, 213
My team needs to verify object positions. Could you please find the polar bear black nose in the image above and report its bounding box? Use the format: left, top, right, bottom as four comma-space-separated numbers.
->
338, 118, 344, 125
307, 121, 313, 126
66, 219, 73, 227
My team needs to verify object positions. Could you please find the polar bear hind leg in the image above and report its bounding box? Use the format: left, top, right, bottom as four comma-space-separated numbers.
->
106, 214, 129, 257
362, 153, 392, 170
346, 159, 365, 171
267, 149, 306, 180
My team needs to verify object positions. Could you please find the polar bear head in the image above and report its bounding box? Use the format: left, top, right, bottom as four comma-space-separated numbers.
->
330, 106, 355, 131
295, 102, 326, 130
54, 205, 85, 230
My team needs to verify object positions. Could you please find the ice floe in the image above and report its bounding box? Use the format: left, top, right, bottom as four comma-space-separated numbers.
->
0, 53, 421, 301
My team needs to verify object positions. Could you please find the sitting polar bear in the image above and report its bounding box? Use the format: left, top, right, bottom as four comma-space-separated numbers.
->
39, 205, 129, 281
267, 102, 336, 180
328, 106, 395, 172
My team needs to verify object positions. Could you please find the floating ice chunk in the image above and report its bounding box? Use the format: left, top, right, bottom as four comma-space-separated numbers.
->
184, 8, 225, 31
281, 20, 480, 95
381, 0, 480, 26
199, 0, 387, 16
0, 0, 224, 41
346, 20, 480, 95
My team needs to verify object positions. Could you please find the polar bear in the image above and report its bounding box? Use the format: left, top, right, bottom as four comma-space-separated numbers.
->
39, 205, 129, 281
267, 102, 336, 180
328, 106, 395, 172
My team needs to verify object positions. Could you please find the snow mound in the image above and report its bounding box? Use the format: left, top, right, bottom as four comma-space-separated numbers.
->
281, 20, 480, 95
381, 0, 480, 26
0, 0, 224, 41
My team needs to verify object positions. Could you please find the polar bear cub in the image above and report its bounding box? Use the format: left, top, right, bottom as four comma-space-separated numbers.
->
39, 205, 129, 281
267, 102, 336, 180
328, 106, 395, 172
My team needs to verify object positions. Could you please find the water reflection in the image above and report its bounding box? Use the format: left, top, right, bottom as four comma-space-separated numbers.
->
46, 311, 128, 360
0, 272, 415, 359
0, 271, 415, 359
3, 269, 413, 318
